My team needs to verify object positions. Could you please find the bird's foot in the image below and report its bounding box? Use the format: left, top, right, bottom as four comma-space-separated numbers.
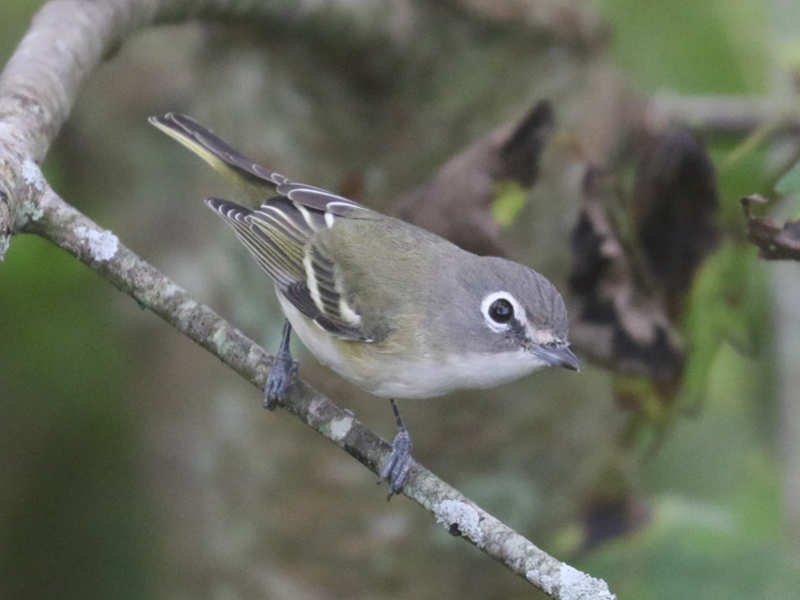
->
263, 350, 297, 410
379, 428, 413, 500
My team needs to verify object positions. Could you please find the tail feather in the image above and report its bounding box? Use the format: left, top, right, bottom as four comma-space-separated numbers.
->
148, 113, 280, 188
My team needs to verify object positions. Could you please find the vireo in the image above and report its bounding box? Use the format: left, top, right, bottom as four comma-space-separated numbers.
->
150, 113, 578, 497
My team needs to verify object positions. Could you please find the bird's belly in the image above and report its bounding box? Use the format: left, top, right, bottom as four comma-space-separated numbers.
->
277, 293, 547, 399
364, 350, 549, 398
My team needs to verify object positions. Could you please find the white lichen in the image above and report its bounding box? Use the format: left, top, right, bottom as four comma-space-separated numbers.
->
117, 252, 138, 274
329, 415, 353, 442
211, 327, 229, 353
534, 572, 555, 594
179, 298, 198, 312
435, 500, 484, 547
308, 397, 325, 419
21, 159, 45, 191
15, 199, 43, 226
246, 343, 263, 369
75, 226, 119, 262
161, 281, 181, 298
528, 563, 614, 600
177, 299, 199, 331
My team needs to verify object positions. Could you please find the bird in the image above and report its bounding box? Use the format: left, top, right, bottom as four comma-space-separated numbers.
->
149, 112, 579, 498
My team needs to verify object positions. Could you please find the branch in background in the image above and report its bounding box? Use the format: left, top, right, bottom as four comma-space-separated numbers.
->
644, 94, 800, 136
741, 194, 800, 261
445, 0, 609, 51
0, 1, 615, 597
395, 101, 554, 256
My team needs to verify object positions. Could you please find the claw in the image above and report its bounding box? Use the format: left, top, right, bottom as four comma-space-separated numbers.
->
263, 352, 297, 410
379, 399, 414, 499
380, 429, 413, 499
263, 320, 297, 410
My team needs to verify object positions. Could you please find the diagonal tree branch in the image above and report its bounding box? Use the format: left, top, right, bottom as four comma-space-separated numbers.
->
1, 0, 615, 597
21, 178, 615, 600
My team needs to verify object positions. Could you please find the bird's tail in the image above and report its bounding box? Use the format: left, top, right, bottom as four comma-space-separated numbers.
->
148, 112, 281, 191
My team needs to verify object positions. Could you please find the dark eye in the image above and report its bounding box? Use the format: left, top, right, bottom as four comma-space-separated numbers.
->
489, 298, 514, 323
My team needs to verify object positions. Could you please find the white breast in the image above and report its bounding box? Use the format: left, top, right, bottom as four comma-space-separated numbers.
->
277, 292, 548, 399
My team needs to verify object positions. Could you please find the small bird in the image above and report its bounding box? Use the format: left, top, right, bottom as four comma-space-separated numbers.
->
149, 113, 579, 498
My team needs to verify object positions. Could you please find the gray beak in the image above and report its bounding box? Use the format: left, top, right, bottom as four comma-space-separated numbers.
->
533, 344, 580, 371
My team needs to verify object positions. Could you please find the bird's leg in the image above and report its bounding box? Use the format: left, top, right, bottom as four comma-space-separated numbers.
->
263, 320, 298, 410
379, 398, 414, 499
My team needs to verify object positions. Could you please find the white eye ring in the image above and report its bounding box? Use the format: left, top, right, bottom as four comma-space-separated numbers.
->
480, 291, 526, 333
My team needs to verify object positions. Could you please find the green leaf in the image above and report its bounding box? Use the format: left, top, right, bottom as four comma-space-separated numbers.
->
775, 160, 800, 195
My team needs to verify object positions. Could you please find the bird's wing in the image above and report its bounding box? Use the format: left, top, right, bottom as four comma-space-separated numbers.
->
150, 112, 378, 340
206, 196, 373, 341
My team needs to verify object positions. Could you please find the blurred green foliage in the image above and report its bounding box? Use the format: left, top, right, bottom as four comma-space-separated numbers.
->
0, 1, 37, 61
775, 159, 800, 195
602, 0, 767, 93
0, 236, 154, 599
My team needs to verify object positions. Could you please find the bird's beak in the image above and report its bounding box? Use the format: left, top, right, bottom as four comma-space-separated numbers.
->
533, 344, 580, 372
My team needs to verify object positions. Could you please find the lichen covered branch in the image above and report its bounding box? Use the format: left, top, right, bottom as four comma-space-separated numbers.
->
21, 180, 614, 599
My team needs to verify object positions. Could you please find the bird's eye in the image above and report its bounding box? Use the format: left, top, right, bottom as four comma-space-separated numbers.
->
488, 298, 514, 323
